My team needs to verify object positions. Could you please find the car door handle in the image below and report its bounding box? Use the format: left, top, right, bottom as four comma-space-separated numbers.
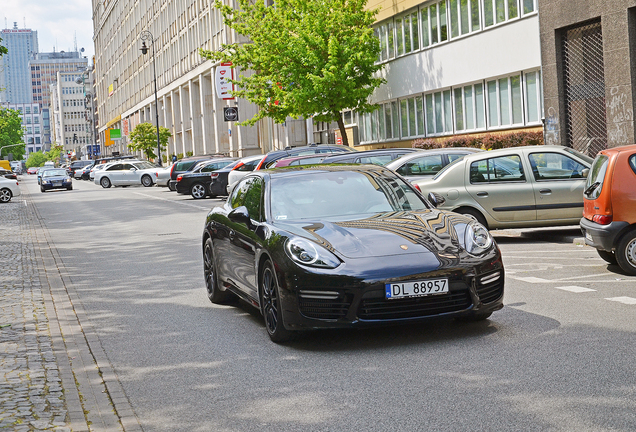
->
476, 192, 488, 197
539, 189, 552, 194
229, 230, 236, 241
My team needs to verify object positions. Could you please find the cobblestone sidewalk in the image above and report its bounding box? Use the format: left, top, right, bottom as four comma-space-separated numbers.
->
0, 198, 70, 431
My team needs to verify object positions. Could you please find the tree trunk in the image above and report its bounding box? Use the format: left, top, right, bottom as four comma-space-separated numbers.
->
336, 113, 349, 147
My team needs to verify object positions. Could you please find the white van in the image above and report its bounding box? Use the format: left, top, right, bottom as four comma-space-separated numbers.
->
43, 161, 55, 168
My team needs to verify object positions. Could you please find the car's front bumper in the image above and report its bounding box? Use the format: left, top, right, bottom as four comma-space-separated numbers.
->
580, 217, 629, 251
41, 180, 72, 190
273, 250, 504, 330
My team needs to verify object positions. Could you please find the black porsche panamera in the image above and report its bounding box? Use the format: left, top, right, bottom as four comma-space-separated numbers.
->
202, 165, 504, 342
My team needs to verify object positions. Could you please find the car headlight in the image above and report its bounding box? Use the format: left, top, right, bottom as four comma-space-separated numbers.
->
456, 222, 493, 255
285, 238, 341, 268
42, 179, 50, 184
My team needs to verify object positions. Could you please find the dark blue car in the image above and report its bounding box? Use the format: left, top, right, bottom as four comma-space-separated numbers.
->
40, 169, 73, 192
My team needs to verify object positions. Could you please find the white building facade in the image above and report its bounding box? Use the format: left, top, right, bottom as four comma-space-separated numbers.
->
92, 0, 308, 162
0, 102, 43, 154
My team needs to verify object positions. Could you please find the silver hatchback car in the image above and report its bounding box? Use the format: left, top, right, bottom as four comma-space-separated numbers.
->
414, 145, 593, 229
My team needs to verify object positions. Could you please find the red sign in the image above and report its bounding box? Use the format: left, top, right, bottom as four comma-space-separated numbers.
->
215, 62, 235, 100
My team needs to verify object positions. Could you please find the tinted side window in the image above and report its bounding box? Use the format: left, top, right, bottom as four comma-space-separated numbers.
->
238, 158, 261, 171
123, 164, 134, 170
108, 164, 123, 171
448, 153, 467, 163
397, 155, 444, 176
528, 152, 587, 180
229, 177, 263, 221
175, 161, 197, 171
629, 154, 636, 175
470, 155, 525, 183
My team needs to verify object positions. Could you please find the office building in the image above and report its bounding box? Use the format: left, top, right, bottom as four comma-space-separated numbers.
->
0, 23, 38, 104
0, 102, 43, 154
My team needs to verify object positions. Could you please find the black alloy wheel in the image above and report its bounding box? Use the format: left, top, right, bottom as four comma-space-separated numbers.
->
191, 183, 207, 199
141, 175, 153, 187
260, 260, 293, 343
100, 177, 112, 188
203, 238, 231, 303
616, 230, 636, 276
597, 249, 617, 265
0, 188, 12, 203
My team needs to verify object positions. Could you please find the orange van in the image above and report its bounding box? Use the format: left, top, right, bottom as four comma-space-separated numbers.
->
580, 144, 636, 275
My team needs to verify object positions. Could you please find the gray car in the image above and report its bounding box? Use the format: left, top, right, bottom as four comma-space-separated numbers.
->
414, 145, 593, 230
385, 147, 484, 182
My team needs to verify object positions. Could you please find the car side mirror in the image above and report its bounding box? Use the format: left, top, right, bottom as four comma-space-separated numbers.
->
229, 206, 252, 227
581, 168, 589, 178
130, 167, 136, 171
427, 192, 446, 208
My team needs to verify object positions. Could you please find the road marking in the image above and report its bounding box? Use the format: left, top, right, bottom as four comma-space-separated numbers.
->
509, 276, 551, 283
555, 286, 596, 293
551, 272, 616, 281
131, 191, 210, 210
605, 297, 636, 305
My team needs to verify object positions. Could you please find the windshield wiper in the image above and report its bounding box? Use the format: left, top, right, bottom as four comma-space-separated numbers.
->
584, 181, 600, 196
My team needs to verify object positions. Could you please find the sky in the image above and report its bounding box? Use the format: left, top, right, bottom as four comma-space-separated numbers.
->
2, 0, 94, 61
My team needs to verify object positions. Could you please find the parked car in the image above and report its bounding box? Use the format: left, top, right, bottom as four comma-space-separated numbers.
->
94, 160, 158, 188
89, 163, 107, 180
321, 148, 420, 166
580, 144, 636, 275
154, 163, 174, 187
226, 154, 265, 193
0, 168, 18, 180
208, 160, 240, 197
75, 165, 93, 180
413, 145, 593, 229
0, 177, 21, 203
258, 144, 356, 169
385, 148, 485, 182
168, 155, 227, 191
202, 164, 504, 342
40, 168, 73, 192
27, 167, 39, 175
175, 158, 236, 199
37, 167, 51, 184
67, 160, 93, 177
269, 154, 328, 168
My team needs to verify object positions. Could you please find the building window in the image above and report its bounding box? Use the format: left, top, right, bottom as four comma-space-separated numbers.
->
524, 70, 542, 124
425, 90, 453, 135
399, 96, 425, 138
395, 10, 419, 56
449, 0, 481, 37
422, 1, 448, 47
523, 0, 536, 14
486, 74, 523, 128
454, 82, 486, 132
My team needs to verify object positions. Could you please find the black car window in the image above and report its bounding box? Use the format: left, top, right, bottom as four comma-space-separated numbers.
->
122, 163, 135, 170
630, 154, 636, 175
230, 177, 263, 221
237, 158, 262, 171
397, 155, 444, 176
175, 160, 197, 171
470, 155, 525, 183
528, 152, 587, 180
108, 164, 123, 171
200, 164, 217, 173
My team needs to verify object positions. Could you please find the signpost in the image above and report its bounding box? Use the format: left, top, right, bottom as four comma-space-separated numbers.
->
223, 107, 239, 122
215, 63, 235, 100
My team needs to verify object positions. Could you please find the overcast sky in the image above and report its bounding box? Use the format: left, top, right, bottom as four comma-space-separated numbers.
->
2, 0, 94, 61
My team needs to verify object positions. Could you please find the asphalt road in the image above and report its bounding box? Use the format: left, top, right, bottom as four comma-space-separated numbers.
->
23, 174, 636, 432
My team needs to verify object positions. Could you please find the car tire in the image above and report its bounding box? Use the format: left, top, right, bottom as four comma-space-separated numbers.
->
67, 186, 73, 191
616, 230, 636, 276
0, 188, 12, 203
203, 238, 232, 304
168, 181, 176, 191
190, 183, 207, 199
100, 177, 112, 188
456, 208, 488, 229
597, 249, 617, 265
141, 175, 153, 187
260, 259, 294, 343
40, 187, 46, 193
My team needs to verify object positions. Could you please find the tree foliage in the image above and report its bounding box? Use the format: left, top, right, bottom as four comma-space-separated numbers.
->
128, 122, 172, 161
46, 145, 64, 164
26, 151, 47, 168
0, 107, 25, 161
201, 0, 384, 146
0, 37, 7, 57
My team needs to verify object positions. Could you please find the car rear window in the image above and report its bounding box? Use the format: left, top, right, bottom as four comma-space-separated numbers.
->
584, 154, 609, 200
630, 154, 636, 175
175, 161, 197, 171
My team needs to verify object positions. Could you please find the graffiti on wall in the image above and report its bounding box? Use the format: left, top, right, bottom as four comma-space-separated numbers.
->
545, 107, 560, 145
606, 87, 634, 145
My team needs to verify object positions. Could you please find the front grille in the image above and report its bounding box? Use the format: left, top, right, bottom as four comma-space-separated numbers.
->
298, 292, 353, 320
358, 291, 471, 320
476, 272, 504, 304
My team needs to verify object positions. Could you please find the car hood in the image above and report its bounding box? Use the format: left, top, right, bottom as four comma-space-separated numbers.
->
42, 175, 69, 180
275, 210, 473, 259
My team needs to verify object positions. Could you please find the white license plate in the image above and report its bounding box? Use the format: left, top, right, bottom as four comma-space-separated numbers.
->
385, 278, 449, 300
585, 232, 593, 242
54, 182, 62, 186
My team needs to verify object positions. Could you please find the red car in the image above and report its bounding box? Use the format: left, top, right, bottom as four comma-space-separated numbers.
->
27, 167, 39, 175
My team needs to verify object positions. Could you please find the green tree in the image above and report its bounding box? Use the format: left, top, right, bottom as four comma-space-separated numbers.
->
201, 0, 384, 146
0, 107, 25, 161
0, 37, 7, 57
26, 151, 47, 168
45, 145, 64, 164
128, 122, 171, 161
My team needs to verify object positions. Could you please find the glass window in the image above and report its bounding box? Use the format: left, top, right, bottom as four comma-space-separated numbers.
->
443, 90, 453, 132
484, 0, 494, 27
411, 12, 419, 49
475, 83, 485, 128
396, 17, 404, 55
471, 155, 525, 183
525, 71, 541, 123
585, 155, 608, 199
359, 155, 394, 165
434, 92, 444, 132
528, 153, 588, 180
511, 75, 522, 124
400, 99, 408, 137
426, 94, 435, 135
430, 4, 439, 44
464, 86, 475, 130
421, 8, 430, 47
454, 88, 464, 131
499, 77, 510, 125
523, 0, 535, 14
495, 0, 506, 23
408, 97, 416, 136
460, 0, 470, 35
404, 15, 412, 53
397, 155, 445, 177
384, 103, 393, 139
439, 1, 448, 41
450, 0, 460, 38
391, 101, 400, 138
416, 96, 424, 136
629, 155, 636, 176
108, 164, 123, 171
471, 0, 480, 30
388, 21, 395, 58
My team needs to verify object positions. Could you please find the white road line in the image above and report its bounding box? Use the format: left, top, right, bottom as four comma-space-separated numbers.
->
131, 192, 210, 210
605, 297, 636, 305
550, 272, 617, 281
555, 286, 596, 293
509, 276, 551, 283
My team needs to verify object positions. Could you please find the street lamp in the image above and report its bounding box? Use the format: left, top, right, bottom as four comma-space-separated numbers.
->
140, 30, 162, 166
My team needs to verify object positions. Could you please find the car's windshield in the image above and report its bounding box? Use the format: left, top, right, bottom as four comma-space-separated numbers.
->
270, 170, 428, 221
133, 161, 156, 170
43, 169, 67, 177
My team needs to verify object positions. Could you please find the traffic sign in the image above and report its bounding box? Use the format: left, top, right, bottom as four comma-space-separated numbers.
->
224, 107, 239, 122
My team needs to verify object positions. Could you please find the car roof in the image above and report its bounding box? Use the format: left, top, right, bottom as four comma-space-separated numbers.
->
260, 163, 391, 179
